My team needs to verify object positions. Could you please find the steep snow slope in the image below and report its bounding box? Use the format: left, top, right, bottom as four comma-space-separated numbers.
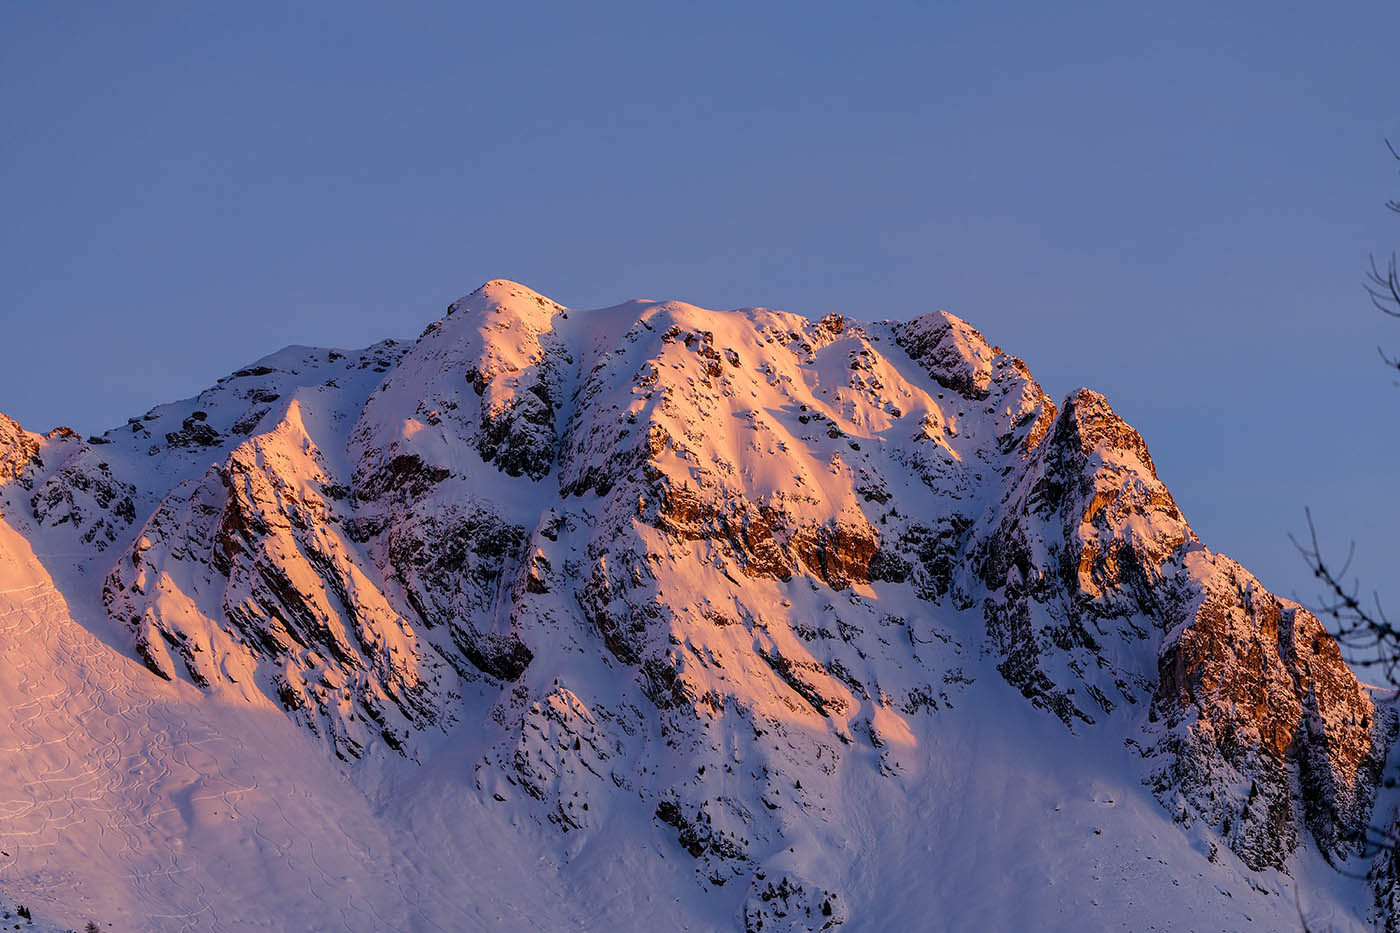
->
0, 280, 1394, 931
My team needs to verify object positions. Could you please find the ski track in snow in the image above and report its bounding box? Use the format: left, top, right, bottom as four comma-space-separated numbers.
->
0, 558, 583, 931
0, 578, 404, 932
1, 585, 221, 929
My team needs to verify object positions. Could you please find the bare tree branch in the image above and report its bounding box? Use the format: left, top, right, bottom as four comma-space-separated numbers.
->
1367, 253, 1400, 319
1387, 138, 1400, 214
1283, 140, 1400, 895
1292, 508, 1396, 683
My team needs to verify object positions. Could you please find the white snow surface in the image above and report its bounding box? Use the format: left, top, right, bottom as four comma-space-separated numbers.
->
0, 280, 1388, 931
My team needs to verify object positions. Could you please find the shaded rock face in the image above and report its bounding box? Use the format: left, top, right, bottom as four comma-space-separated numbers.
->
1, 413, 140, 551
743, 875, 847, 932
1368, 815, 1400, 932
3, 280, 1383, 929
29, 454, 138, 550
893, 311, 995, 400
968, 388, 1194, 726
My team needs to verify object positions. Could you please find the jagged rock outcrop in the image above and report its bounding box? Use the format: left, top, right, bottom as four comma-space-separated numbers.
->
1152, 550, 1392, 870
0, 413, 41, 486
742, 875, 847, 932
967, 387, 1192, 726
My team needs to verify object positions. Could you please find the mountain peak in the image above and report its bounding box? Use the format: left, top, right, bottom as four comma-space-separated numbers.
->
1055, 386, 1160, 475
446, 278, 565, 317
893, 308, 997, 400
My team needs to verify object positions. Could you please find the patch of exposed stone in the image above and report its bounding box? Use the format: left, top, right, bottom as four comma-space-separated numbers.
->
1152, 554, 1392, 870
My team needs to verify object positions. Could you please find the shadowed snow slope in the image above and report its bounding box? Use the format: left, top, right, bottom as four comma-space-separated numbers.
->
0, 280, 1395, 931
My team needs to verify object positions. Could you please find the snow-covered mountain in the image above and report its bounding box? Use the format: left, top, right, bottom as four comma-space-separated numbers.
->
1, 280, 1396, 931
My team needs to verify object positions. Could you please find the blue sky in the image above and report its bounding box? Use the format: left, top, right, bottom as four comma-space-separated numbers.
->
2, 1, 1397, 604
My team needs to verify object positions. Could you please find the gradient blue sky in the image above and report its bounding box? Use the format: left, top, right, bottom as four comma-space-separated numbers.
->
2, 2, 1397, 606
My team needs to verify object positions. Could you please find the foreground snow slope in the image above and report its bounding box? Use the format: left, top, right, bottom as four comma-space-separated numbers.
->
0, 280, 1394, 931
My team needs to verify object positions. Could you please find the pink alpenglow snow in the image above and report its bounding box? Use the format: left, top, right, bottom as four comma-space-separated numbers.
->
0, 280, 1393, 931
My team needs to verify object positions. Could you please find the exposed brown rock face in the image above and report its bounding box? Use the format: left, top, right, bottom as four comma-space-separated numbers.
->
1154, 553, 1391, 869
0, 413, 41, 486
945, 382, 1392, 873
788, 519, 882, 590
642, 472, 887, 590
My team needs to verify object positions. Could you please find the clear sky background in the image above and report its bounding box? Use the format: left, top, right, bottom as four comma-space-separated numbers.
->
2, 2, 1396, 611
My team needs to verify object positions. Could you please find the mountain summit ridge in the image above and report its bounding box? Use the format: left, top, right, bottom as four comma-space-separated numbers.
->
1, 280, 1395, 931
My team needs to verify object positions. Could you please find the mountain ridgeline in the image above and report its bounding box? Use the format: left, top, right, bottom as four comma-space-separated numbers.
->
1, 280, 1395, 931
